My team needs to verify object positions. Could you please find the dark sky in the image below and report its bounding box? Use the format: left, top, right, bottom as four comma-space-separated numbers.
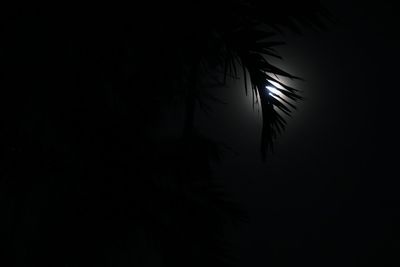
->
2, 2, 399, 266
197, 1, 400, 266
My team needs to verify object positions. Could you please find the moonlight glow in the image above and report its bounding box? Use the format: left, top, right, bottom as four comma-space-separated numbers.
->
266, 79, 285, 97
266, 86, 280, 96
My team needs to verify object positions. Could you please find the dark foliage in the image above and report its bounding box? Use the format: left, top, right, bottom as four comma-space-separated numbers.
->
1, 1, 328, 266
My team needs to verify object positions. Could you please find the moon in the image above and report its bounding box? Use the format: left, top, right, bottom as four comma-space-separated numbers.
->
266, 79, 286, 99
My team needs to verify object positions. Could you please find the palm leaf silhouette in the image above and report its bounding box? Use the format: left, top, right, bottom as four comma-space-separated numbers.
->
171, 0, 330, 158
0, 1, 330, 266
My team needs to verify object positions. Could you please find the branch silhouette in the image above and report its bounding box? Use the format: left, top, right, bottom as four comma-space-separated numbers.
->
1, 1, 329, 266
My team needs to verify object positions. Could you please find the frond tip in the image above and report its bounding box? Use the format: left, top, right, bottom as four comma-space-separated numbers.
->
220, 22, 304, 159
239, 51, 302, 159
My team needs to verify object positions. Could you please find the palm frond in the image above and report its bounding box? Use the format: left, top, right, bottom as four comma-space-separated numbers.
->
205, 0, 330, 158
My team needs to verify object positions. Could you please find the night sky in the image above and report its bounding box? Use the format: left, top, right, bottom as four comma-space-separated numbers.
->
204, 1, 400, 266
1, 1, 400, 266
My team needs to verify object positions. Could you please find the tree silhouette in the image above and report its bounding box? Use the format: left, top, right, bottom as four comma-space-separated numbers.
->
1, 2, 329, 266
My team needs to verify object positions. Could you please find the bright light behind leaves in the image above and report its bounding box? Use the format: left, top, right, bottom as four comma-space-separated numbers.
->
266, 86, 279, 96
266, 79, 286, 98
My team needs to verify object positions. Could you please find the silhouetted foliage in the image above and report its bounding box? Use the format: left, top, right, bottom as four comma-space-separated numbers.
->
1, 1, 328, 266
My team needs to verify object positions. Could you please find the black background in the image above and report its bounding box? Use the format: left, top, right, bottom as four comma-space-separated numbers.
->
209, 1, 400, 266
1, 1, 400, 266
